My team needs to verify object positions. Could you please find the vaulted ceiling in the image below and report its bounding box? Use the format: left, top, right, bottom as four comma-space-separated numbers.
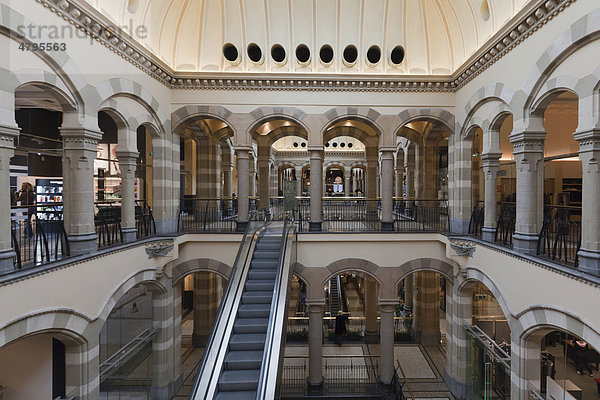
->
83, 0, 531, 75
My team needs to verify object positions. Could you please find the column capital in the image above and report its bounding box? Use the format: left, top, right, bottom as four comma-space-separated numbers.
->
309, 149, 324, 160
235, 148, 250, 159
509, 131, 545, 146
379, 147, 396, 154
233, 145, 252, 153
115, 150, 140, 161
60, 127, 103, 151
574, 129, 600, 152
0, 124, 20, 150
379, 149, 395, 160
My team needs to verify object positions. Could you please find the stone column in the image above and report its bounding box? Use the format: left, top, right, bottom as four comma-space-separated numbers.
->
364, 276, 378, 343
381, 150, 395, 231
405, 147, 416, 205
395, 167, 403, 198
344, 173, 351, 197
151, 283, 175, 399
366, 155, 378, 199
307, 301, 325, 389
309, 149, 323, 231
379, 302, 396, 385
249, 155, 257, 198
413, 271, 440, 345
236, 149, 250, 231
403, 275, 413, 313
193, 272, 221, 347
295, 166, 302, 196
481, 153, 501, 241
61, 127, 102, 255
0, 126, 19, 272
116, 151, 139, 242
575, 129, 600, 275
257, 156, 270, 210
223, 164, 233, 198
511, 133, 545, 255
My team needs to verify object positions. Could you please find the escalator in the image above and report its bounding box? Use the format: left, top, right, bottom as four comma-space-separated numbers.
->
191, 217, 296, 400
329, 276, 341, 316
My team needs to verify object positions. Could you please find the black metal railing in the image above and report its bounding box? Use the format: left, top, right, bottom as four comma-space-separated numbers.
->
10, 204, 70, 270
95, 202, 123, 249
537, 205, 581, 268
393, 199, 449, 233
135, 200, 156, 239
468, 201, 484, 238
322, 198, 381, 232
495, 202, 516, 247
178, 198, 238, 233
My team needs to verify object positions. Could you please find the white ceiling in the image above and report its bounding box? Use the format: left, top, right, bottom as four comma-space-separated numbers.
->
84, 0, 531, 75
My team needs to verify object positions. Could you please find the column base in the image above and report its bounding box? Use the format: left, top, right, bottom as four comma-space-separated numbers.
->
151, 383, 174, 400
121, 227, 137, 243
0, 249, 16, 274
364, 330, 379, 343
172, 373, 184, 395
450, 218, 470, 235
155, 218, 178, 235
513, 232, 539, 255
445, 370, 467, 400
309, 221, 322, 231
403, 305, 412, 313
68, 233, 97, 256
577, 248, 600, 276
482, 226, 496, 242
307, 378, 324, 393
192, 334, 209, 347
381, 221, 394, 231
415, 331, 441, 346
236, 220, 249, 232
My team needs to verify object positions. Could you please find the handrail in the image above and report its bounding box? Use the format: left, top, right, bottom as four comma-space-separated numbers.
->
396, 359, 415, 400
256, 218, 297, 400
190, 213, 268, 400
99, 327, 158, 382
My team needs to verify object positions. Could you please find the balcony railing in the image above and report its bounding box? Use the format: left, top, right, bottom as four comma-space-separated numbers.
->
95, 202, 123, 249
10, 203, 70, 270
393, 198, 449, 233
135, 200, 156, 239
495, 202, 516, 247
537, 204, 581, 268
468, 201, 484, 239
178, 198, 239, 233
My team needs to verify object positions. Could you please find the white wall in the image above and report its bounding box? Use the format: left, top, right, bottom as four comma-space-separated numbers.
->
0, 335, 52, 400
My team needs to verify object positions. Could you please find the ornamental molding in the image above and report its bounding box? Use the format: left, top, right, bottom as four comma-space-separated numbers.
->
145, 242, 174, 259
35, 0, 574, 92
449, 240, 477, 257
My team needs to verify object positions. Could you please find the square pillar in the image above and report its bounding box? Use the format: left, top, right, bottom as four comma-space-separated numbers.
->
481, 153, 501, 242
0, 126, 19, 273
115, 151, 139, 242
309, 149, 323, 231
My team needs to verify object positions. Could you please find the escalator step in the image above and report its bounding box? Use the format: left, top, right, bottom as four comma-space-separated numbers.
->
238, 304, 271, 318
229, 333, 266, 350
253, 250, 280, 259
218, 370, 259, 391
224, 350, 264, 369
234, 318, 269, 333
245, 280, 275, 292
250, 259, 279, 269
248, 270, 276, 279
242, 291, 273, 304
215, 391, 257, 400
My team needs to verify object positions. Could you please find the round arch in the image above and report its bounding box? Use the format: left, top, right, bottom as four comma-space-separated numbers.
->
171, 258, 233, 284
396, 108, 455, 135
322, 107, 384, 136
171, 105, 235, 135
321, 258, 384, 290
394, 258, 455, 290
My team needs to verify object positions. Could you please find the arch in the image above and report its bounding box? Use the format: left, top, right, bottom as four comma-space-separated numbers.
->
249, 106, 309, 133
396, 108, 455, 135
99, 95, 165, 138
394, 258, 455, 290
457, 267, 513, 324
457, 83, 516, 134
171, 105, 235, 135
259, 125, 308, 146
171, 258, 233, 284
0, 310, 90, 349
321, 258, 384, 289
99, 103, 130, 130
322, 107, 384, 136
530, 80, 579, 117
518, 306, 600, 353
488, 103, 514, 132
96, 269, 166, 324
522, 8, 600, 113
463, 117, 486, 141
12, 69, 79, 112
324, 125, 375, 144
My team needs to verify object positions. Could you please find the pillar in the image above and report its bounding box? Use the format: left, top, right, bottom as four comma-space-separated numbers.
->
344, 172, 350, 197
151, 284, 175, 399
309, 149, 323, 231
403, 275, 413, 313
257, 155, 270, 210
307, 301, 325, 389
511, 133, 545, 255
413, 271, 440, 345
575, 129, 600, 274
405, 147, 416, 203
172, 282, 184, 393
116, 151, 139, 242
236, 149, 250, 231
295, 166, 302, 196
193, 272, 220, 346
481, 153, 501, 242
395, 166, 403, 198
0, 126, 19, 272
61, 127, 102, 255
196, 138, 218, 198
381, 150, 395, 231
364, 276, 378, 343
153, 133, 180, 234
379, 302, 396, 385
249, 154, 257, 198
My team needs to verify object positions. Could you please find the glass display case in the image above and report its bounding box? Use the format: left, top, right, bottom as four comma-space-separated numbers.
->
35, 178, 63, 221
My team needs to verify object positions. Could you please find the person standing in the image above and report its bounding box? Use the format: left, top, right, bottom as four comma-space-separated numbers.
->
16, 182, 35, 238
335, 310, 348, 345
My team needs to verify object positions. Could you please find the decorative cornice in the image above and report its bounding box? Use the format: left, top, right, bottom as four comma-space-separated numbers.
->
35, 0, 575, 92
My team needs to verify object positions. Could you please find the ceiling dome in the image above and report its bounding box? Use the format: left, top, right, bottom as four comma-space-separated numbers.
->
84, 0, 530, 75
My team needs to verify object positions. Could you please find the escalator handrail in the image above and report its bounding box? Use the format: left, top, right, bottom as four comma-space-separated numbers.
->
190, 215, 269, 400
256, 218, 297, 400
